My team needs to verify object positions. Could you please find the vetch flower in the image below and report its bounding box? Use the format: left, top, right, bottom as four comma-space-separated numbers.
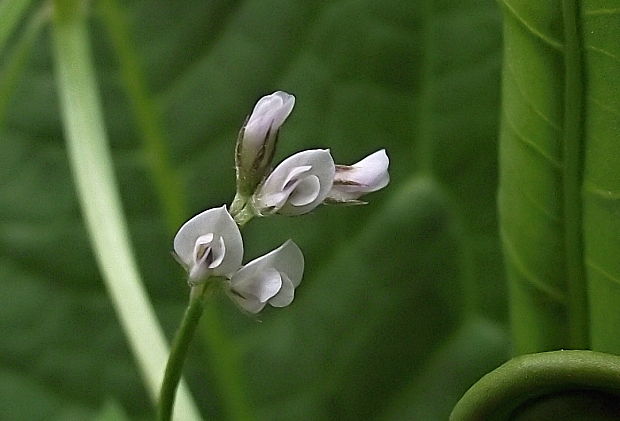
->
227, 240, 304, 313
235, 91, 296, 196
252, 149, 335, 216
326, 149, 389, 204
173, 206, 243, 285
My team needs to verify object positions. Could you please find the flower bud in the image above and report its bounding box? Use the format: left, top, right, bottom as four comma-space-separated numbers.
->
235, 91, 295, 196
252, 149, 335, 216
326, 149, 389, 204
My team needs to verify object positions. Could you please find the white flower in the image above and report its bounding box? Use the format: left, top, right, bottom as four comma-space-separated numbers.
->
326, 149, 389, 203
227, 240, 304, 313
236, 91, 296, 195
252, 149, 335, 215
173, 206, 243, 284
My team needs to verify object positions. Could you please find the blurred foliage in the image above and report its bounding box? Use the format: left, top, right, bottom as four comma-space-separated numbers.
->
0, 0, 509, 419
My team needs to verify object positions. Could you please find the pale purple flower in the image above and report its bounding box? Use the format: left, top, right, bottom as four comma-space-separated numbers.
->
228, 240, 304, 313
173, 206, 243, 284
252, 149, 335, 215
327, 149, 389, 203
236, 91, 295, 195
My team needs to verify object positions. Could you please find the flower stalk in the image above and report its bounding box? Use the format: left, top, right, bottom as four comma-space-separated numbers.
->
158, 286, 211, 421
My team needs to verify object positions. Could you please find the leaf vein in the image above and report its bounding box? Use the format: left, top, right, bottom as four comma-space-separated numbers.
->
503, 111, 562, 170
505, 60, 562, 130
500, 228, 567, 303
586, 258, 620, 288
588, 95, 620, 117
500, 0, 563, 50
583, 180, 620, 201
586, 45, 620, 63
584, 8, 620, 16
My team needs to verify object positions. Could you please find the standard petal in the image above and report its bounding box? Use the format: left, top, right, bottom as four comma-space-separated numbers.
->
328, 149, 390, 202
349, 149, 390, 190
173, 206, 243, 277
254, 149, 335, 215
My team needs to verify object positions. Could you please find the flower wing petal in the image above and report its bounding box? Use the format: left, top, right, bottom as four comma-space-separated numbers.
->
229, 240, 304, 312
268, 272, 295, 307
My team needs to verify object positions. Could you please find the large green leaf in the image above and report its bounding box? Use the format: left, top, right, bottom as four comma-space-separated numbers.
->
581, 0, 620, 354
0, 0, 506, 418
498, 0, 620, 355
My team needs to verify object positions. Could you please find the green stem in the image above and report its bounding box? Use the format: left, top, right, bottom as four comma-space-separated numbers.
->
0, 3, 48, 127
96, 1, 253, 417
450, 350, 620, 421
0, 0, 34, 55
561, 0, 588, 349
158, 290, 207, 421
97, 0, 186, 232
51, 2, 201, 420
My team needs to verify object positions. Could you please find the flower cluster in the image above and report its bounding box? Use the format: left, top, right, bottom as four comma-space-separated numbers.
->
173, 91, 389, 313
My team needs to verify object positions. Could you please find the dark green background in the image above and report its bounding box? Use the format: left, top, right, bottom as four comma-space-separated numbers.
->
0, 0, 510, 419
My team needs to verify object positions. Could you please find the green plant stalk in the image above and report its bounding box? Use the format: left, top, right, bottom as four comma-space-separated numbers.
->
96, 2, 254, 416
450, 350, 620, 420
0, 0, 34, 55
158, 291, 206, 421
0, 3, 47, 127
97, 0, 186, 232
50, 2, 201, 420
561, 0, 588, 349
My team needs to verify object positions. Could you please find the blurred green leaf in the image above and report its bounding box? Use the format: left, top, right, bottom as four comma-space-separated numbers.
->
0, 0, 505, 419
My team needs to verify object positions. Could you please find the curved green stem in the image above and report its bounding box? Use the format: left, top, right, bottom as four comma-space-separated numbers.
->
450, 350, 620, 421
158, 287, 208, 421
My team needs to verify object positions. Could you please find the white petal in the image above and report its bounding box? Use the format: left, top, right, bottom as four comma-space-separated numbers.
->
338, 149, 389, 190
268, 272, 295, 307
173, 206, 243, 278
229, 241, 303, 312
230, 293, 266, 314
254, 149, 335, 215
329, 150, 390, 201
288, 175, 320, 206
243, 91, 295, 152
234, 240, 303, 285
231, 268, 282, 302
